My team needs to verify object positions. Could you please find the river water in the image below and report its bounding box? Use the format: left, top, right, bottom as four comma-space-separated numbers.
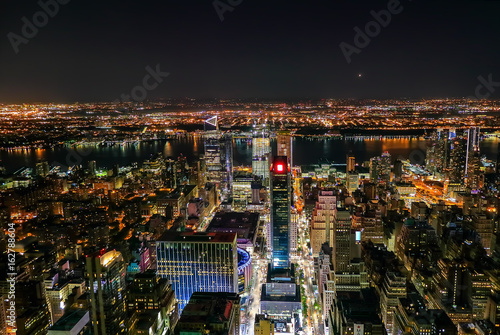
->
1, 136, 498, 173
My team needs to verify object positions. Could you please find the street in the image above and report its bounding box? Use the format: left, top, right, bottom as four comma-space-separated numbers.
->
243, 257, 267, 335
296, 214, 321, 335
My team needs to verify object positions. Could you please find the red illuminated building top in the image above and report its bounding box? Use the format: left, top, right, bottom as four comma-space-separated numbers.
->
271, 156, 289, 174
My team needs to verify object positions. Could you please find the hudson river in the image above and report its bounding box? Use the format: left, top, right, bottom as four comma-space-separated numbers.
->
1, 136, 498, 173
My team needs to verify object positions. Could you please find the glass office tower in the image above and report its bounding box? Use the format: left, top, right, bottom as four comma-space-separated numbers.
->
270, 156, 291, 271
156, 231, 238, 312
86, 250, 127, 335
252, 126, 271, 185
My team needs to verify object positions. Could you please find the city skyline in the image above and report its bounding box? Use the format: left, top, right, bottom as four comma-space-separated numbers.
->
2, 115, 500, 335
2, 1, 500, 335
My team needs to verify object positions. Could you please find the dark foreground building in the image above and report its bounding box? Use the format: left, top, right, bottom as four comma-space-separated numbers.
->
174, 292, 240, 335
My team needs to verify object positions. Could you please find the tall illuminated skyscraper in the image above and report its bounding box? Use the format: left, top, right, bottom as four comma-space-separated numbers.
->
449, 137, 467, 183
380, 272, 407, 335
270, 156, 292, 271
86, 250, 127, 335
346, 153, 357, 193
221, 133, 234, 196
203, 116, 233, 198
252, 126, 271, 185
127, 270, 178, 334
204, 116, 222, 183
277, 131, 293, 168
465, 127, 482, 191
310, 190, 336, 257
466, 126, 480, 154
426, 128, 450, 174
370, 151, 391, 183
346, 153, 356, 173
380, 151, 391, 181
261, 158, 301, 322
156, 231, 238, 312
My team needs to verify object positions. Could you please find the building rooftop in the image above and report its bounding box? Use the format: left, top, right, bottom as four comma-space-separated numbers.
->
157, 185, 197, 200
267, 266, 296, 283
398, 293, 455, 330
208, 211, 259, 242
133, 311, 161, 331
336, 288, 381, 324
158, 231, 237, 244
176, 292, 240, 330
261, 284, 301, 303
49, 309, 89, 331
233, 171, 253, 181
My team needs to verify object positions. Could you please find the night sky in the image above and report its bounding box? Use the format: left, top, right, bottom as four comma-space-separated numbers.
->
1, 0, 500, 102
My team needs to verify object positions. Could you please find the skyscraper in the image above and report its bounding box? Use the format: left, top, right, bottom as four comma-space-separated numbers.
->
277, 131, 293, 168
346, 153, 355, 173
204, 130, 223, 182
380, 151, 391, 182
261, 158, 300, 326
370, 152, 391, 183
232, 171, 254, 211
11, 281, 52, 335
449, 137, 467, 183
204, 116, 221, 179
310, 190, 336, 257
332, 210, 352, 273
127, 270, 178, 334
88, 160, 97, 177
470, 270, 492, 320
346, 153, 358, 194
465, 127, 482, 191
221, 132, 234, 197
472, 214, 494, 256
270, 156, 292, 271
369, 157, 380, 181
346, 173, 360, 194
35, 161, 50, 177
426, 128, 450, 175
466, 126, 481, 154
252, 126, 271, 185
203, 116, 233, 199
86, 250, 127, 335
156, 231, 238, 312
174, 292, 240, 335
380, 272, 407, 335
